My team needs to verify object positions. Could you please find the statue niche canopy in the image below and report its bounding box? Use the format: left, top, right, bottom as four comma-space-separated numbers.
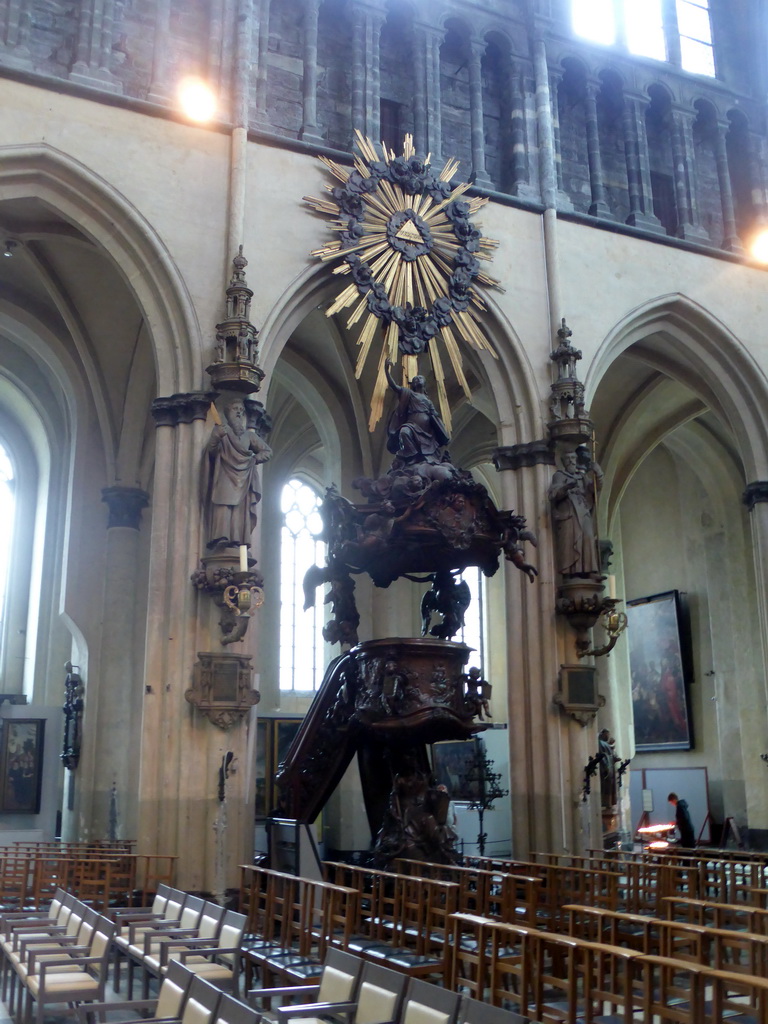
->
275, 135, 537, 866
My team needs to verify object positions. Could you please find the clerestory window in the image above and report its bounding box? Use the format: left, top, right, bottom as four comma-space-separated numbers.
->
279, 478, 326, 692
458, 567, 485, 674
572, 0, 714, 76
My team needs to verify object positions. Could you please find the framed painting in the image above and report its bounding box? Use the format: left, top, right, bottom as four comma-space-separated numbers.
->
431, 738, 484, 803
627, 591, 693, 752
0, 719, 45, 814
254, 717, 303, 819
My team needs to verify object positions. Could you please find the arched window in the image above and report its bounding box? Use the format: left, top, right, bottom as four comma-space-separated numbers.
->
279, 478, 326, 692
0, 442, 15, 656
459, 567, 485, 672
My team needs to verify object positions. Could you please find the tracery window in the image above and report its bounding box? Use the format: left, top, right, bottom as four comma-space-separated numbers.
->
0, 443, 15, 658
459, 567, 485, 673
572, 0, 714, 76
279, 478, 326, 692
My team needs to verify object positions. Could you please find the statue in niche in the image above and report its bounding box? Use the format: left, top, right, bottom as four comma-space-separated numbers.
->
598, 728, 620, 811
548, 445, 604, 576
202, 397, 272, 549
385, 358, 451, 466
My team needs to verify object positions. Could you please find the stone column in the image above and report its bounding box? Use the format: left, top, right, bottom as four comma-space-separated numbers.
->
509, 66, 528, 192
671, 107, 709, 243
468, 36, 493, 189
622, 93, 664, 232
138, 393, 257, 894
585, 80, 612, 218
549, 70, 564, 194
741, 482, 768, 847
662, 0, 682, 66
70, 0, 121, 91
148, 0, 171, 103
425, 26, 443, 163
0, 0, 31, 68
349, 0, 386, 140
413, 24, 427, 153
254, 0, 271, 128
714, 121, 743, 252
300, 0, 323, 142
493, 442, 601, 856
82, 487, 149, 840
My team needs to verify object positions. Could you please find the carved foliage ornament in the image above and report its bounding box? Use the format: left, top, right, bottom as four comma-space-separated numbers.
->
304, 131, 501, 432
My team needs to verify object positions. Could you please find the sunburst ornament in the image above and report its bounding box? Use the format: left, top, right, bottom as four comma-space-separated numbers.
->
304, 131, 501, 432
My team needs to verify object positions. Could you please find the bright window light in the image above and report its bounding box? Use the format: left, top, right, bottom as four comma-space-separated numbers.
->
677, 0, 715, 76
750, 228, 768, 264
279, 479, 326, 692
572, 0, 616, 46
625, 0, 666, 60
458, 567, 485, 674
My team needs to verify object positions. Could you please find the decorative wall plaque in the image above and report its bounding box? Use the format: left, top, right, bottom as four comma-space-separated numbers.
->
186, 652, 259, 729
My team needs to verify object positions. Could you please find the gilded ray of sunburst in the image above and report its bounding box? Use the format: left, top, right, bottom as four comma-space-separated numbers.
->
304, 130, 501, 432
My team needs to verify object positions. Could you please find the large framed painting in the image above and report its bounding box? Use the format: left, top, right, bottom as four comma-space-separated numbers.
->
431, 739, 484, 803
0, 719, 45, 814
627, 591, 693, 752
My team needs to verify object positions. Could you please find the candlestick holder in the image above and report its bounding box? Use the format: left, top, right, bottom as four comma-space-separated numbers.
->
191, 555, 265, 646
221, 572, 264, 645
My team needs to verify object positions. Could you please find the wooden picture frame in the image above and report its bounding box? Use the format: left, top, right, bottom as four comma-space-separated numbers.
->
0, 719, 45, 814
254, 717, 303, 819
627, 590, 694, 752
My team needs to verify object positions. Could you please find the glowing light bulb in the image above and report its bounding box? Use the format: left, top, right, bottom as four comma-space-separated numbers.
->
178, 78, 217, 123
750, 228, 768, 264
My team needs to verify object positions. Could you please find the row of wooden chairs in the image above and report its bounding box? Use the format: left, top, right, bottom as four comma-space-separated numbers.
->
323, 860, 458, 984
0, 890, 115, 1024
539, 846, 768, 906
0, 847, 177, 911
449, 911, 768, 1023
240, 864, 359, 990
111, 883, 247, 998
248, 946, 529, 1024
85, 960, 259, 1024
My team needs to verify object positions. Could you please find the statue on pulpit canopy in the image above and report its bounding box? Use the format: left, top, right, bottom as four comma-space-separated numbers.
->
202, 397, 272, 549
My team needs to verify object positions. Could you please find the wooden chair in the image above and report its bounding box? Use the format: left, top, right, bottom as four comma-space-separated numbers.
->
457, 996, 529, 1024
247, 947, 363, 1019
174, 910, 247, 995
268, 960, 408, 1024
20, 915, 115, 1024
81, 958, 194, 1023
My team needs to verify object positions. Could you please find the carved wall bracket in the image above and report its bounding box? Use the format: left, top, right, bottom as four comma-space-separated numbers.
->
191, 552, 264, 647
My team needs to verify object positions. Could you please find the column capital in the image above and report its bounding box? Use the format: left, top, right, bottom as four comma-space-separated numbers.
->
493, 440, 555, 472
151, 392, 213, 427
743, 481, 768, 510
469, 35, 487, 57
101, 486, 150, 530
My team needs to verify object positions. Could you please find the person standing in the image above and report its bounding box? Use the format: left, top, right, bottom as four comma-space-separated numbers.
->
668, 792, 696, 848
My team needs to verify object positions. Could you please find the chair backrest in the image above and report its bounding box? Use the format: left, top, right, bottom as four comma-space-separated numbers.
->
197, 902, 225, 941
316, 948, 363, 1004
151, 883, 172, 916
214, 910, 246, 965
89, 918, 115, 964
65, 901, 87, 937
458, 997, 528, 1024
77, 907, 99, 947
163, 892, 186, 923
354, 962, 409, 1024
180, 976, 222, 1024
156, 960, 195, 1019
213, 993, 262, 1024
400, 980, 461, 1024
178, 895, 205, 931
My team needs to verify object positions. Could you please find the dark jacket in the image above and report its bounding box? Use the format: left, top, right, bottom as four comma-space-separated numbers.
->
675, 799, 696, 847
